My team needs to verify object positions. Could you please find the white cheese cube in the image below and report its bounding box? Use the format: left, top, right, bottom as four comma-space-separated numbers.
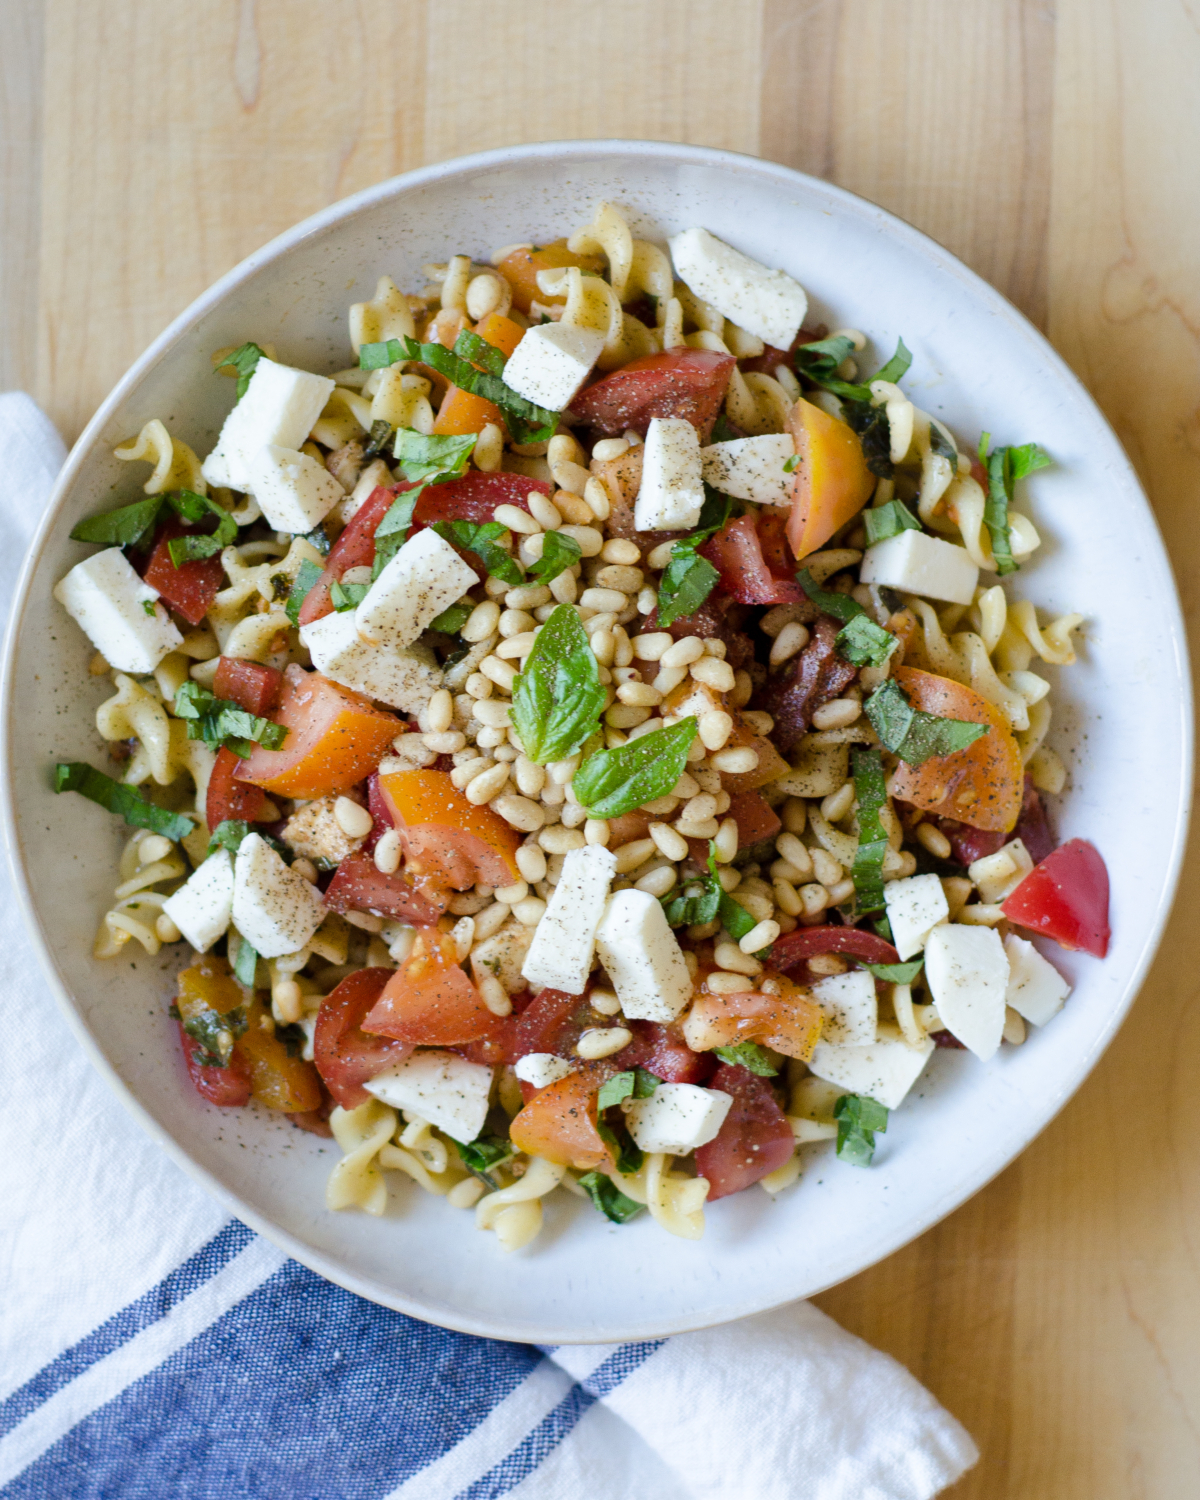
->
700, 434, 795, 506
634, 417, 705, 531
811, 969, 877, 1047
231, 832, 327, 959
470, 919, 534, 995
1004, 934, 1070, 1026
522, 845, 617, 995
356, 527, 477, 651
595, 888, 693, 1024
969, 839, 1034, 905
201, 358, 335, 491
501, 323, 606, 411
364, 1050, 493, 1143
668, 227, 808, 349
299, 609, 441, 714
625, 1082, 734, 1155
513, 1053, 577, 1090
808, 1030, 935, 1110
161, 849, 234, 954
884, 873, 950, 961
244, 444, 344, 534
54, 548, 183, 673
860, 529, 979, 606
924, 925, 1010, 1060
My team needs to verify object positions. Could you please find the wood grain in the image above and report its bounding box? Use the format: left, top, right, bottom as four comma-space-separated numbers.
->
6, 2, 1200, 1493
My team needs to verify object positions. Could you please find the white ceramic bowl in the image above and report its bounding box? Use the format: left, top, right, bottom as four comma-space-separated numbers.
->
2, 141, 1191, 1344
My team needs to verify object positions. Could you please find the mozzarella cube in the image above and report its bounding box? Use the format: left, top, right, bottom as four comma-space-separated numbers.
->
969, 839, 1034, 905
161, 849, 234, 953
364, 1050, 493, 1143
356, 528, 477, 651
634, 418, 705, 531
201, 358, 335, 491
231, 832, 327, 959
521, 845, 617, 995
244, 444, 344, 534
625, 1082, 734, 1155
668, 227, 808, 349
884, 873, 950, 961
470, 919, 534, 995
700, 434, 795, 506
595, 888, 693, 1023
514, 1053, 577, 1090
299, 609, 441, 714
808, 1030, 935, 1110
54, 548, 182, 673
811, 969, 877, 1047
1004, 934, 1070, 1026
501, 323, 606, 411
924, 925, 1010, 1060
860, 529, 979, 606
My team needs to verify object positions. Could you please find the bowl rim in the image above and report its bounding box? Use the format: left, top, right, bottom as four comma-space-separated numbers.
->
2, 137, 1192, 1343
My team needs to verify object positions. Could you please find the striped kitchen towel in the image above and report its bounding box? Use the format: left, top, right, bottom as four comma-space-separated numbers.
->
0, 392, 977, 1499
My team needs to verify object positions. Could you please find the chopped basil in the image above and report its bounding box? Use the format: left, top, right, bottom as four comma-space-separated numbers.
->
207, 819, 251, 856
232, 932, 259, 988
596, 1115, 643, 1176
795, 568, 864, 624
661, 864, 721, 928
794, 335, 910, 406
393, 429, 476, 482
841, 398, 895, 479
215, 342, 267, 400
285, 558, 324, 626
714, 1041, 779, 1076
872, 339, 913, 386
428, 600, 473, 634
452, 1134, 514, 1188
53, 762, 194, 840
527, 528, 582, 585
874, 915, 895, 944
358, 339, 405, 369
864, 679, 988, 766
577, 1171, 644, 1224
573, 717, 698, 820
710, 413, 739, 443
142, 600, 156, 617
173, 681, 287, 759
372, 488, 422, 578
69, 494, 165, 549
929, 421, 958, 468
329, 579, 369, 612
362, 419, 396, 462
863, 500, 921, 546
850, 747, 888, 916
655, 485, 732, 629
718, 887, 769, 954
179, 1003, 247, 1068
509, 604, 606, 764
979, 435, 1051, 577
165, 490, 238, 566
833, 1092, 889, 1166
389, 335, 559, 445
860, 957, 924, 983
454, 328, 508, 377
275, 1022, 306, 1058
431, 520, 524, 587
836, 614, 897, 668
596, 1068, 660, 1110
300, 524, 331, 556
783, 453, 800, 473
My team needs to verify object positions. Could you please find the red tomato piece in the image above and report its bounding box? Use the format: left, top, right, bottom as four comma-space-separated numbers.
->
933, 775, 1054, 868
1001, 838, 1111, 957
298, 485, 396, 626
362, 771, 393, 854
324, 850, 444, 924
212, 658, 282, 716
621, 1021, 714, 1084
772, 925, 900, 971
314, 968, 412, 1109
362, 926, 495, 1045
142, 517, 225, 626
512, 987, 613, 1061
685, 788, 781, 865
694, 1064, 795, 1200
700, 515, 804, 605
178, 1022, 252, 1106
508, 1061, 623, 1170
206, 745, 267, 828
569, 349, 736, 440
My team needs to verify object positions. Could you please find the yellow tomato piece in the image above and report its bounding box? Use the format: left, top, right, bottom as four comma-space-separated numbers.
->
378, 768, 521, 887
237, 999, 324, 1112
786, 397, 875, 561
494, 240, 606, 315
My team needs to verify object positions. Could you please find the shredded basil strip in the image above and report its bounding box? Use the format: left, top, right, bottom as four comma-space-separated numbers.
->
451, 1134, 514, 1187
860, 957, 924, 983
329, 579, 369, 612
833, 1092, 889, 1166
573, 718, 698, 820
215, 342, 267, 400
53, 762, 194, 840
358, 339, 405, 370
165, 490, 239, 567
661, 858, 722, 927
286, 558, 324, 626
69, 495, 165, 549
174, 682, 287, 758
596, 1115, 643, 1176
596, 1069, 660, 1110
527, 528, 582, 585
577, 1171, 644, 1224
393, 429, 476, 482
795, 567, 864, 624
873, 339, 913, 386
836, 614, 897, 668
979, 436, 1051, 578
428, 600, 473, 634
655, 486, 733, 628
714, 1041, 779, 1076
850, 747, 889, 916
454, 328, 508, 377
372, 487, 424, 578
509, 604, 606, 764
864, 679, 989, 766
863, 500, 922, 546
842, 398, 895, 479
232, 932, 259, 988
385, 335, 559, 445
794, 335, 911, 405
431, 520, 524, 586
207, 819, 252, 857
179, 1004, 247, 1068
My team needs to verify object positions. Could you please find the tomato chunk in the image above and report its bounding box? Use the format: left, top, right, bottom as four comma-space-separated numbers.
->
379, 767, 520, 890
772, 926, 900, 971
238, 999, 324, 1112
174, 956, 252, 1107
298, 485, 396, 626
786, 397, 875, 561
570, 349, 736, 440
213, 657, 282, 716
324, 849, 444, 924
508, 1060, 622, 1171
314, 968, 412, 1109
694, 1064, 795, 1200
432, 385, 503, 437
621, 1020, 714, 1084
701, 515, 805, 605
686, 973, 823, 1061
238, 667, 400, 800
1002, 838, 1111, 957
206, 745, 267, 828
494, 240, 606, 315
142, 517, 225, 626
362, 926, 495, 1045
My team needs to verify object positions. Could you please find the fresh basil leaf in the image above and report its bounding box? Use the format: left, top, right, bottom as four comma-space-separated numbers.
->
359, 339, 405, 370
215, 342, 267, 400
841, 398, 894, 479
718, 889, 768, 952
329, 579, 369, 612
69, 495, 165, 549
454, 328, 508, 378
527, 529, 582, 585
860, 957, 924, 983
710, 413, 738, 443
400, 336, 559, 445
794, 334, 868, 401
509, 604, 606, 764
577, 1171, 644, 1224
452, 1134, 514, 1187
656, 545, 720, 629
872, 338, 912, 386
181, 1004, 247, 1068
300, 525, 331, 556
393, 429, 476, 482
864, 679, 989, 766
596, 1115, 643, 1176
833, 1092, 888, 1166
207, 819, 252, 857
165, 490, 238, 567
863, 500, 922, 546
428, 600, 473, 635
874, 915, 895, 944
232, 932, 258, 988
361, 419, 395, 462
174, 682, 288, 757
695, 483, 734, 534
836, 614, 897, 668
662, 869, 722, 928
573, 718, 698, 820
929, 421, 958, 468
53, 762, 194, 841
850, 747, 888, 916
371, 487, 423, 578
796, 568, 864, 624
1006, 442, 1051, 485
714, 1041, 779, 1076
432, 520, 524, 587
597, 1068, 660, 1110
981, 438, 1051, 578
286, 558, 324, 626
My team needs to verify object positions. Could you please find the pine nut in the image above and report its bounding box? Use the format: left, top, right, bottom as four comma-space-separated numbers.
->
465, 761, 510, 805
637, 587, 657, 613
451, 916, 476, 962
549, 569, 578, 603
697, 709, 734, 751
516, 843, 547, 883
739, 919, 780, 954
799, 883, 829, 917
822, 781, 855, 822
272, 979, 303, 1024
654, 663, 689, 695
334, 797, 373, 838
478, 655, 517, 692
730, 670, 754, 708
636, 864, 678, 897
583, 478, 611, 520
513, 896, 548, 926
592, 438, 631, 462
742, 710, 774, 736
718, 866, 741, 892
711, 746, 758, 774
591, 628, 616, 666
649, 822, 690, 861
494, 879, 529, 904
958, 902, 1005, 926
703, 638, 727, 658
674, 817, 720, 839
538, 824, 586, 854
1003, 1008, 1027, 1045
138, 834, 173, 865
596, 565, 644, 593
450, 760, 493, 794
581, 587, 628, 613
707, 971, 756, 993
498, 608, 536, 637
558, 524, 603, 557
345, 910, 384, 932
713, 817, 739, 863
714, 939, 762, 975
547, 756, 580, 784
462, 599, 501, 640
601, 537, 641, 564
782, 798, 808, 835
490, 793, 545, 831
584, 818, 610, 846
633, 632, 673, 661
476, 726, 507, 749
613, 837, 656, 873
560, 800, 588, 828
514, 755, 546, 796
494, 503, 540, 535
647, 540, 676, 570
577, 1026, 633, 1060
465, 672, 492, 700
612, 626, 634, 668
811, 847, 843, 885
496, 632, 537, 660
479, 973, 513, 1015
884, 849, 919, 878
771, 857, 805, 883
770, 621, 810, 665
524, 492, 560, 530
472, 698, 511, 728
773, 877, 803, 916
506, 584, 553, 610
661, 635, 705, 669
425, 687, 453, 733
826, 879, 855, 905
374, 828, 402, 874
292, 858, 319, 884
555, 490, 594, 525
583, 610, 618, 635
916, 822, 952, 859
671, 772, 700, 799
473, 424, 504, 473
155, 913, 182, 943
811, 698, 862, 730
682, 792, 718, 822
690, 656, 735, 692
606, 703, 650, 728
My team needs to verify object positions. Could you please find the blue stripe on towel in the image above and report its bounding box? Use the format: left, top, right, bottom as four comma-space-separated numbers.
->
457, 1383, 596, 1500
582, 1342, 665, 1399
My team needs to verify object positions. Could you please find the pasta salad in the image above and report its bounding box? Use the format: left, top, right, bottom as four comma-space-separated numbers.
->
52, 202, 1111, 1251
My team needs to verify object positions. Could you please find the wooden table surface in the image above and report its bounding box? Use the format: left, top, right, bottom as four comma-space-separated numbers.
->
3, 2, 1198, 1493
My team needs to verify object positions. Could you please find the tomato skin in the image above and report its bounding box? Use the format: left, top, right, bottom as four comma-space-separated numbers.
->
495, 240, 606, 314
570, 349, 737, 440
238, 1001, 324, 1112
1002, 838, 1111, 957
686, 974, 823, 1061
314, 968, 412, 1109
298, 485, 394, 626
785, 397, 875, 560
362, 926, 495, 1045
324, 849, 444, 924
206, 745, 267, 828
701, 515, 805, 605
142, 517, 224, 626
773, 926, 900, 972
213, 658, 282, 716
694, 1064, 795, 1200
621, 1021, 714, 1084
933, 775, 1054, 867
379, 768, 520, 890
508, 1060, 622, 1171
178, 1022, 252, 1106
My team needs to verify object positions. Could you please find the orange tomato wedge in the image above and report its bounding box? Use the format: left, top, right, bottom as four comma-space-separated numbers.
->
379, 768, 520, 888
786, 397, 875, 561
494, 240, 605, 315
683, 973, 823, 1061
237, 999, 324, 1112
474, 312, 525, 358
431, 312, 527, 436
362, 926, 495, 1045
509, 1061, 622, 1171
888, 667, 1024, 832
